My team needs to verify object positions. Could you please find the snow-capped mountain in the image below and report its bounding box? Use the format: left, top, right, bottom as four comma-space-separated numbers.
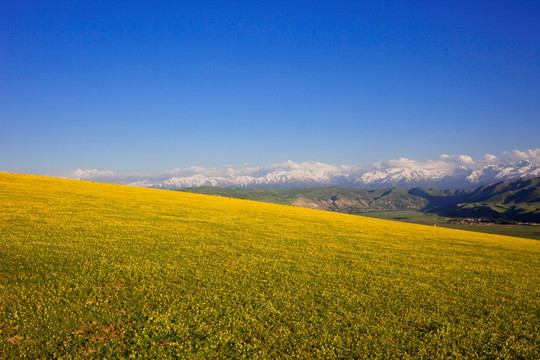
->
465, 160, 540, 184
355, 167, 449, 188
68, 149, 540, 190
139, 160, 540, 190
154, 170, 353, 189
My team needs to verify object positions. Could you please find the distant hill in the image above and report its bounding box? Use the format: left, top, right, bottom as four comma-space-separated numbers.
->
433, 177, 540, 222
179, 186, 431, 214
181, 177, 540, 222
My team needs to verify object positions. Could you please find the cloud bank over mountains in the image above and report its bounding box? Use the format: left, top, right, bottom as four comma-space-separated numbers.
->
68, 148, 540, 190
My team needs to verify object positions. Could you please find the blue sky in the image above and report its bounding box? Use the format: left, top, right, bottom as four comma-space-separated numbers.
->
1, 0, 539, 174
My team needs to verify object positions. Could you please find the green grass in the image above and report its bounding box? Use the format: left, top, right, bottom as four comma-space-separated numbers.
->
445, 223, 540, 240
180, 186, 299, 205
361, 210, 450, 225
362, 210, 540, 240
1, 173, 540, 358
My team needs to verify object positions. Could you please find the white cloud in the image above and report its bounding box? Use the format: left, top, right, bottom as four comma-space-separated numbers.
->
71, 168, 115, 180
438, 154, 475, 165
372, 154, 477, 173
504, 148, 540, 163
480, 153, 498, 164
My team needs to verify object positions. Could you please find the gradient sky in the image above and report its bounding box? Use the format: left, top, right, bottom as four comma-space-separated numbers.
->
1, 0, 539, 174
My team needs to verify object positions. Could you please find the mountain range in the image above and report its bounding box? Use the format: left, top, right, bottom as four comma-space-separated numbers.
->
146, 160, 540, 190
181, 177, 540, 223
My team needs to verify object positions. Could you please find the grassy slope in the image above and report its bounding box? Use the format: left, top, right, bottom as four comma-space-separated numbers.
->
1, 173, 539, 359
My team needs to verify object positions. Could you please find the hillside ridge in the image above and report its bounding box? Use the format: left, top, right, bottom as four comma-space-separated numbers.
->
1, 172, 539, 358
180, 177, 540, 222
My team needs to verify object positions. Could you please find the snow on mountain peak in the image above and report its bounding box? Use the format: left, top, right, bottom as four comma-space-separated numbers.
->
69, 149, 540, 190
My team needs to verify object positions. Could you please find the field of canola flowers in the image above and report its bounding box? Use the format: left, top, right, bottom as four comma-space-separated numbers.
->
0, 173, 539, 359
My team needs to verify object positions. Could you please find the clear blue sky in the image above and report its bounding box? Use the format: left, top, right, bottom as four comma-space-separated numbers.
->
1, 0, 539, 174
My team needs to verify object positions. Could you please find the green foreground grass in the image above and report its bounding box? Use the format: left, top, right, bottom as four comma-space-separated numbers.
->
1, 173, 539, 358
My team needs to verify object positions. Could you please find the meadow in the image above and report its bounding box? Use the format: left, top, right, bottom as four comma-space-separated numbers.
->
1, 173, 539, 358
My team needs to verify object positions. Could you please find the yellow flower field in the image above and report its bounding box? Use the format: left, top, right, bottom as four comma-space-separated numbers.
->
0, 173, 539, 358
